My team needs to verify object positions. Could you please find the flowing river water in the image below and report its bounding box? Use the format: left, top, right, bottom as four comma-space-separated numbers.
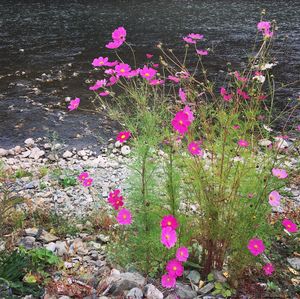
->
0, 0, 299, 148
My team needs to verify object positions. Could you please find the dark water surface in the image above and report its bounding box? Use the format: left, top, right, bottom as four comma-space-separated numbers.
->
0, 0, 299, 148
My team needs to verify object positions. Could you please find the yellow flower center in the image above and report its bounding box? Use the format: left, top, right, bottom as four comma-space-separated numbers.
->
145, 73, 150, 77
120, 69, 125, 73
123, 214, 127, 219
165, 234, 170, 239
192, 147, 196, 151
179, 120, 183, 125
173, 266, 177, 271
99, 61, 104, 64
121, 134, 126, 139
287, 224, 291, 228
254, 245, 258, 249
167, 221, 171, 226
180, 252, 183, 255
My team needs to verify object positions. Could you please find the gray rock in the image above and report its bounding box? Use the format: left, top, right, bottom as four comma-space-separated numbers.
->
97, 234, 110, 243
198, 282, 215, 295
126, 287, 143, 299
24, 138, 35, 147
25, 228, 59, 243
45, 242, 56, 252
187, 270, 201, 284
0, 148, 8, 157
29, 147, 45, 160
55, 241, 68, 256
175, 283, 197, 299
212, 270, 227, 283
19, 236, 36, 249
287, 257, 300, 270
63, 150, 73, 158
144, 284, 163, 299
121, 145, 131, 156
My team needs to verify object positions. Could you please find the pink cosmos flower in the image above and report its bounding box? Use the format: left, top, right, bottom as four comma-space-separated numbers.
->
238, 139, 249, 147
263, 263, 274, 276
149, 79, 164, 85
176, 247, 189, 262
161, 215, 179, 230
257, 21, 273, 38
161, 274, 176, 288
106, 40, 123, 49
106, 76, 119, 86
116, 131, 131, 143
106, 60, 119, 67
196, 49, 208, 56
68, 97, 80, 111
179, 88, 186, 102
268, 191, 281, 207
112, 26, 126, 41
272, 168, 288, 179
171, 111, 191, 135
89, 79, 107, 91
83, 178, 93, 187
220, 87, 233, 102
237, 88, 250, 100
92, 56, 109, 67
166, 259, 184, 277
153, 63, 159, 68
146, 53, 153, 59
168, 75, 180, 83
109, 196, 124, 210
78, 172, 89, 181
282, 219, 298, 233
161, 227, 177, 249
247, 238, 265, 256
183, 106, 194, 122
234, 71, 248, 83
188, 141, 203, 156
115, 63, 131, 77
188, 33, 204, 40
105, 68, 115, 75
127, 69, 140, 78
233, 125, 240, 130
183, 37, 196, 44
140, 66, 157, 81
109, 189, 121, 199
99, 91, 110, 97
117, 208, 132, 225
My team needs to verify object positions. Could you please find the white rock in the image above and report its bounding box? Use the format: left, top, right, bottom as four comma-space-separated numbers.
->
115, 141, 122, 148
258, 139, 272, 146
45, 242, 56, 252
145, 284, 163, 299
13, 145, 23, 154
121, 145, 131, 156
22, 150, 31, 158
78, 150, 87, 157
0, 148, 8, 157
29, 147, 45, 160
63, 150, 73, 158
55, 241, 68, 256
44, 143, 51, 149
24, 138, 35, 147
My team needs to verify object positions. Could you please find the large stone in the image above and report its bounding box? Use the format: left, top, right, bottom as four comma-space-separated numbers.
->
55, 241, 68, 256
198, 282, 215, 295
187, 270, 201, 284
62, 150, 73, 158
144, 284, 163, 299
70, 238, 88, 255
25, 228, 59, 243
175, 283, 197, 299
29, 147, 45, 160
121, 145, 131, 156
19, 236, 36, 249
25, 138, 35, 147
287, 257, 300, 270
0, 148, 8, 157
126, 287, 143, 299
212, 270, 227, 283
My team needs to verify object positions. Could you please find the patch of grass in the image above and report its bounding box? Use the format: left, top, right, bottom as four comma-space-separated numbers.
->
14, 169, 33, 179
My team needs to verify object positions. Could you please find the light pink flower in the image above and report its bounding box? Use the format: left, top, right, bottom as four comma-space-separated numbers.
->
127, 69, 140, 78
179, 88, 186, 102
238, 139, 249, 147
272, 168, 288, 179
140, 66, 157, 81
149, 79, 164, 85
161, 274, 176, 288
161, 215, 179, 230
115, 63, 131, 77
183, 37, 196, 44
268, 191, 281, 207
237, 88, 250, 100
92, 56, 109, 67
68, 97, 80, 111
89, 79, 107, 91
282, 219, 298, 233
188, 141, 203, 156
257, 21, 273, 38
106, 39, 123, 49
106, 60, 119, 67
296, 125, 300, 131
99, 91, 110, 97
168, 75, 180, 83
116, 131, 131, 143
234, 71, 248, 83
171, 111, 191, 135
106, 76, 119, 86
153, 63, 159, 68
166, 259, 184, 277
183, 106, 194, 122
161, 227, 177, 249
83, 178, 93, 187
247, 238, 265, 256
233, 125, 240, 130
117, 208, 132, 225
112, 26, 126, 41
176, 247, 189, 262
220, 87, 232, 102
188, 33, 204, 40
78, 172, 89, 181
146, 53, 153, 59
263, 263, 274, 276
196, 49, 208, 56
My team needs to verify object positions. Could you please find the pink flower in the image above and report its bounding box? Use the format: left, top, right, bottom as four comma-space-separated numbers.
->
233, 125, 240, 130
109, 197, 124, 210
106, 60, 119, 67
127, 69, 140, 78
161, 215, 179, 230
161, 227, 177, 249
238, 139, 249, 147
268, 191, 281, 207
92, 56, 109, 67
146, 53, 153, 59
168, 75, 180, 83
161, 274, 176, 288
117, 208, 132, 225
196, 49, 208, 56
220, 87, 232, 102
257, 21, 273, 38
153, 63, 159, 68
183, 37, 196, 44
176, 247, 189, 262
104, 68, 115, 75
78, 172, 89, 181
272, 168, 288, 179
112, 26, 126, 42
296, 125, 300, 131
183, 106, 194, 122
282, 219, 298, 233
106, 40, 123, 49
115, 63, 131, 77
234, 71, 248, 83
140, 66, 157, 81
149, 79, 164, 85
83, 178, 93, 187
247, 238, 265, 256
68, 97, 80, 111
171, 111, 191, 135
109, 189, 121, 199
117, 131, 131, 143
188, 141, 203, 156
166, 259, 184, 277
263, 263, 274, 276
106, 76, 119, 87
237, 88, 250, 100
188, 33, 204, 40
99, 91, 110, 97
179, 88, 186, 102
89, 79, 107, 91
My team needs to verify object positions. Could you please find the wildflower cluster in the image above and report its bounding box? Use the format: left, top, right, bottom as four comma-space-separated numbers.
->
78, 171, 93, 187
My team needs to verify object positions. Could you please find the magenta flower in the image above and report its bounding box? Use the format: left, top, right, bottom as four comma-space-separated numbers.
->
188, 33, 204, 40
106, 76, 119, 86
106, 60, 119, 67
116, 131, 131, 143
272, 168, 288, 179
161, 227, 177, 249
109, 197, 124, 210
127, 69, 140, 78
268, 191, 281, 207
168, 75, 180, 83
68, 97, 80, 111
117, 208, 132, 225
99, 91, 110, 97
161, 274, 176, 288
234, 71, 248, 83
109, 189, 121, 199
237, 88, 250, 100
257, 21, 273, 38
89, 79, 107, 91
78, 171, 89, 181
140, 66, 157, 81
183, 106, 194, 122
153, 63, 159, 68
238, 139, 249, 147
149, 79, 164, 85
220, 87, 232, 102
176, 247, 189, 262
196, 49, 208, 56
247, 238, 265, 256
105, 40, 123, 49
112, 26, 126, 42
282, 219, 298, 233
115, 63, 131, 77
179, 88, 186, 102
263, 263, 274, 276
183, 37, 196, 44
146, 53, 153, 59
233, 125, 240, 130
188, 141, 203, 156
161, 215, 179, 230
166, 259, 184, 277
171, 111, 191, 135
83, 178, 93, 187
92, 56, 109, 67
